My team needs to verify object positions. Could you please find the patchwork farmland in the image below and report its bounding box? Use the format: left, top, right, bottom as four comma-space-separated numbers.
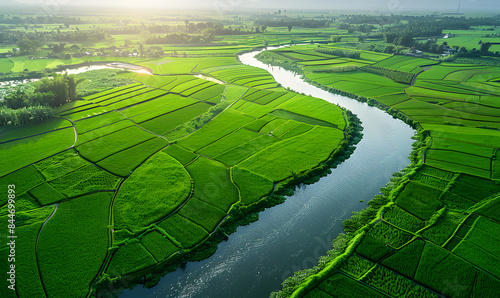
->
0, 57, 353, 297
0, 7, 499, 298
261, 45, 500, 298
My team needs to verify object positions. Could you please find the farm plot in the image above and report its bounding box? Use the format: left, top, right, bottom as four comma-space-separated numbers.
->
312, 273, 387, 298
186, 156, 239, 212
340, 254, 374, 279
189, 84, 225, 103
178, 197, 227, 232
81, 83, 142, 101
9, 218, 49, 297
104, 89, 168, 110
197, 128, 263, 157
158, 214, 208, 249
140, 231, 180, 262
121, 93, 199, 122
383, 205, 426, 232
0, 166, 45, 201
366, 221, 413, 248
177, 109, 254, 152
37, 192, 111, 298
213, 134, 281, 166
60, 106, 111, 121
49, 164, 121, 197
0, 127, 75, 177
430, 137, 494, 158
259, 118, 288, 134
170, 78, 213, 94
234, 100, 274, 118
76, 125, 155, 162
363, 263, 438, 298
421, 211, 463, 245
425, 149, 491, 171
97, 137, 168, 177
395, 181, 443, 221
180, 81, 217, 97
34, 150, 87, 180
73, 111, 127, 134
414, 242, 476, 298
106, 241, 157, 278
162, 144, 198, 166
0, 58, 14, 73
86, 85, 148, 104
276, 95, 346, 129
380, 239, 426, 278
0, 118, 72, 143
374, 55, 438, 73
114, 152, 191, 231
232, 166, 274, 206
458, 218, 500, 256
138, 102, 212, 135
208, 65, 278, 89
76, 120, 134, 145
28, 182, 66, 205
134, 74, 177, 88
159, 75, 198, 91
239, 126, 344, 181
54, 100, 95, 114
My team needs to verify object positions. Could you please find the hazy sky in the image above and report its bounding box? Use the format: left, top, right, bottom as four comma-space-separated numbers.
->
2, 0, 500, 12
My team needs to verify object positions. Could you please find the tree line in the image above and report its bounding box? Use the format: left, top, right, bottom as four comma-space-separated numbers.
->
1, 73, 83, 126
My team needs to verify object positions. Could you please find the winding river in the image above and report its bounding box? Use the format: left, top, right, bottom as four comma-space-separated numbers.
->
120, 47, 415, 298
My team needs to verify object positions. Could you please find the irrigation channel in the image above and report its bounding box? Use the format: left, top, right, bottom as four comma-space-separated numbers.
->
120, 46, 415, 297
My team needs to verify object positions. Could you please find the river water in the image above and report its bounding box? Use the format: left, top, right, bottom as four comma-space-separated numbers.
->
120, 48, 415, 298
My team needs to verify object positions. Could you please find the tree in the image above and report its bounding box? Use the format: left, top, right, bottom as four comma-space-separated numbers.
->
288, 24, 292, 32
330, 35, 342, 42
17, 38, 43, 54
50, 43, 66, 53
139, 30, 151, 44
480, 42, 492, 54
139, 42, 144, 57
4, 89, 28, 109
394, 34, 414, 47
35, 74, 84, 107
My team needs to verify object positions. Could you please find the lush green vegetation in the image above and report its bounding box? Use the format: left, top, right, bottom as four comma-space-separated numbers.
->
2, 7, 499, 298
266, 30, 500, 298
0, 19, 353, 294
114, 152, 191, 231
38, 193, 111, 297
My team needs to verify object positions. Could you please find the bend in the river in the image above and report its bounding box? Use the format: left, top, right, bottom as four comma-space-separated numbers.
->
120, 47, 415, 298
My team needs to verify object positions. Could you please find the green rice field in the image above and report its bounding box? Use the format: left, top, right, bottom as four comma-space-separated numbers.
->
266, 43, 500, 298
0, 42, 348, 297
1, 10, 500, 298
